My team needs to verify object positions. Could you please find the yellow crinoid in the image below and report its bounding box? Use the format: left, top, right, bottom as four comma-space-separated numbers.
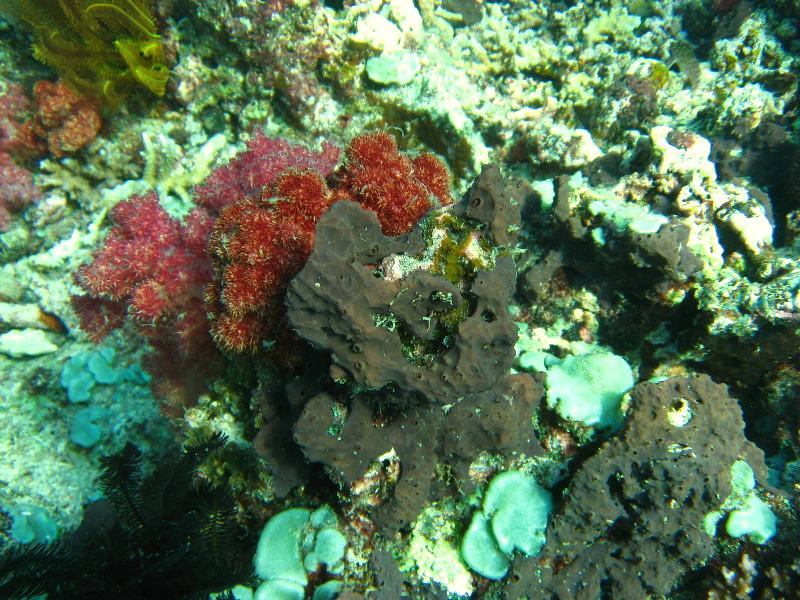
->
0, 0, 168, 106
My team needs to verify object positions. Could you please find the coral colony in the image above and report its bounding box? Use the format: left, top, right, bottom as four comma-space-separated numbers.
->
1, 0, 800, 599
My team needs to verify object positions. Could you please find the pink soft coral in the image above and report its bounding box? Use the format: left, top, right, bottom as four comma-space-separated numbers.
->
71, 193, 218, 406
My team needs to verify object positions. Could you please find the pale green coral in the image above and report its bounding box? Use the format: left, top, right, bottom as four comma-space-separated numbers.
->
704, 461, 778, 545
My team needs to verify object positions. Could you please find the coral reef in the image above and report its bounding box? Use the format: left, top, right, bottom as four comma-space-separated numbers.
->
3, 1, 800, 599
505, 375, 773, 600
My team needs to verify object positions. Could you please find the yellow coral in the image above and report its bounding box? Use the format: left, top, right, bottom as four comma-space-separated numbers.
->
0, 0, 167, 106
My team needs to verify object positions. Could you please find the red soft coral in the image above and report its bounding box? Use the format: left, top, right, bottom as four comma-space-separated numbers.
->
331, 131, 453, 235
206, 131, 453, 359
0, 83, 42, 158
206, 169, 331, 360
0, 152, 41, 231
71, 192, 219, 407
73, 193, 216, 333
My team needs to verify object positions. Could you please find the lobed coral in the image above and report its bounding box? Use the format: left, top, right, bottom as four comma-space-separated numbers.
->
287, 175, 515, 403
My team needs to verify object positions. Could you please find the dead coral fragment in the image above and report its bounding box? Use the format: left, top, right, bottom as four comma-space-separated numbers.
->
0, 0, 167, 105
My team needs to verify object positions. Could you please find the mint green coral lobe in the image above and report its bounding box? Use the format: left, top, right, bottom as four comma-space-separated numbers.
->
255, 508, 310, 589
726, 495, 778, 544
545, 350, 635, 429
704, 461, 778, 545
461, 471, 552, 580
254, 506, 346, 600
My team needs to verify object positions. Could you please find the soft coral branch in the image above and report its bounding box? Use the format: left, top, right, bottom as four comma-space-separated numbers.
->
72, 192, 219, 407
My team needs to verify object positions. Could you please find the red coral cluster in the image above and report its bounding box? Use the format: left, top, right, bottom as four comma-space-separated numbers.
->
0, 84, 41, 231
207, 131, 453, 358
0, 83, 40, 158
73, 134, 343, 403
1, 80, 101, 158
31, 81, 101, 158
0, 81, 101, 230
71, 193, 218, 405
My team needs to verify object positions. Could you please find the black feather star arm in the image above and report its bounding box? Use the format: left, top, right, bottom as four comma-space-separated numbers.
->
0, 541, 75, 599
99, 441, 148, 530
0, 432, 253, 600
140, 431, 229, 524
